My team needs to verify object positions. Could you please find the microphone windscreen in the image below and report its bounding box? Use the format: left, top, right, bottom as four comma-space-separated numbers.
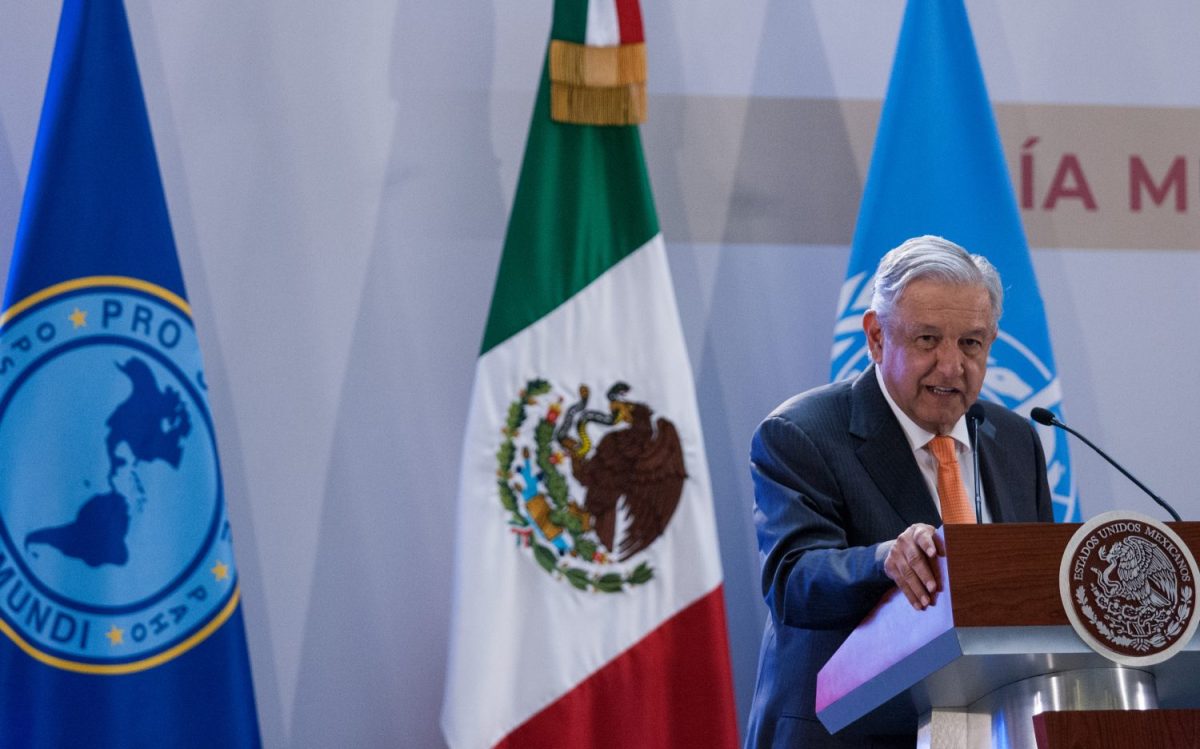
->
1029, 407, 1056, 426
967, 402, 986, 424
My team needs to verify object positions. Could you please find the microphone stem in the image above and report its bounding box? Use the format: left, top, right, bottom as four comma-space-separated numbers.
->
1054, 420, 1181, 523
970, 418, 983, 522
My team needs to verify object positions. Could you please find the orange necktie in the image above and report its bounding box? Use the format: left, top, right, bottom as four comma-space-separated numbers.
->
929, 435, 976, 524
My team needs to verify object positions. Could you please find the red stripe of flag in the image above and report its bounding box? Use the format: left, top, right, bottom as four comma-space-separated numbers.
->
496, 585, 738, 748
615, 0, 645, 44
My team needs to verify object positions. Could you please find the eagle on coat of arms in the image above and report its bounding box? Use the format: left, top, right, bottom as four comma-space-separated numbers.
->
554, 382, 686, 561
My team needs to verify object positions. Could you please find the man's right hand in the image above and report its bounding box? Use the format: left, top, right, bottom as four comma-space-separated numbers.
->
881, 523, 943, 610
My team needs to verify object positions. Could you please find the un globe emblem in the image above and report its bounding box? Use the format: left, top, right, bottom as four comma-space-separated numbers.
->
0, 279, 239, 673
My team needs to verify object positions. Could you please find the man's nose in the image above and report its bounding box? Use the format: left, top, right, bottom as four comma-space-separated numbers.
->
935, 341, 964, 376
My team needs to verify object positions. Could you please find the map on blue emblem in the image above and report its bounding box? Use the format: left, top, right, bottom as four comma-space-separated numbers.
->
24, 357, 191, 567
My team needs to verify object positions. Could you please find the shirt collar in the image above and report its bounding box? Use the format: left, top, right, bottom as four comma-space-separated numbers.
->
873, 364, 971, 452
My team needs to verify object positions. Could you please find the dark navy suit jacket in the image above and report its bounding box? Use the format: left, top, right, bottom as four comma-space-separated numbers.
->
744, 366, 1053, 748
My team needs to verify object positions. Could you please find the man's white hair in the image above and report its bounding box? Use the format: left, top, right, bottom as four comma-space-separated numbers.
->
870, 235, 1003, 327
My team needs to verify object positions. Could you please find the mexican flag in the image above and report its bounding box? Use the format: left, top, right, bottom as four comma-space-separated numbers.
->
440, 1, 738, 747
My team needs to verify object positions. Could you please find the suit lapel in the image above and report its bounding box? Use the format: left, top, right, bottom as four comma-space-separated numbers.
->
976, 409, 1019, 522
849, 367, 941, 527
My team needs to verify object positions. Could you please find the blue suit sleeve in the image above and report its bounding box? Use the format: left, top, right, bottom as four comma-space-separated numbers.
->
751, 414, 895, 630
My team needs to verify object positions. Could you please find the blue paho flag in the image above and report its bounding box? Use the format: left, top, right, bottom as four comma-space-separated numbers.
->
0, 1, 260, 745
830, 0, 1078, 522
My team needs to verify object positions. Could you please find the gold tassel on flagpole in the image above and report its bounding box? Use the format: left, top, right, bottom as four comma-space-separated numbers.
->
549, 40, 647, 126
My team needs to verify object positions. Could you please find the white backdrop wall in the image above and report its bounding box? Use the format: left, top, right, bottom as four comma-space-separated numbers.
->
3, 2, 1200, 746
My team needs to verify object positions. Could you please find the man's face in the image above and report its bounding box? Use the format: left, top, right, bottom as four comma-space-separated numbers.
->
863, 278, 996, 434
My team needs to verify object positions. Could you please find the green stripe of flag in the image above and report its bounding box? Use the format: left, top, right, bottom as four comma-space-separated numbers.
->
479, 61, 659, 355
550, 0, 589, 44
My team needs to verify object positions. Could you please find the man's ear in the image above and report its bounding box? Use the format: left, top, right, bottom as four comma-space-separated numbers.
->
863, 310, 884, 362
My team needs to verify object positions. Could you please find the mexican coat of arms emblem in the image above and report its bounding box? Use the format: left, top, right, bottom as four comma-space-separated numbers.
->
495, 379, 686, 593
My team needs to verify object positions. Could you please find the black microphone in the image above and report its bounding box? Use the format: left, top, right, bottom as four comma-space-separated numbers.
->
1030, 407, 1181, 522
967, 403, 986, 523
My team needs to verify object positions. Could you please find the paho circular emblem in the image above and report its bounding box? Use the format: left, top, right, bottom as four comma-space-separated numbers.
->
496, 379, 686, 593
1060, 511, 1199, 666
0, 277, 239, 674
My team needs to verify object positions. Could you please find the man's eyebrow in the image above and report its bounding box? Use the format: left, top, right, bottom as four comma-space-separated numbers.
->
903, 322, 942, 335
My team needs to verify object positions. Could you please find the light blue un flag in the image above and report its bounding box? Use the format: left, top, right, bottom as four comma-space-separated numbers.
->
0, 1, 261, 745
830, 0, 1078, 522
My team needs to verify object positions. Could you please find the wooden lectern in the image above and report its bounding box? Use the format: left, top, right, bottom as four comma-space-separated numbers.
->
815, 523, 1200, 749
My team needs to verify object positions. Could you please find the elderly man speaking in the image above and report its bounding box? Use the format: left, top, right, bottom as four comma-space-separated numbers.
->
744, 235, 1053, 748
